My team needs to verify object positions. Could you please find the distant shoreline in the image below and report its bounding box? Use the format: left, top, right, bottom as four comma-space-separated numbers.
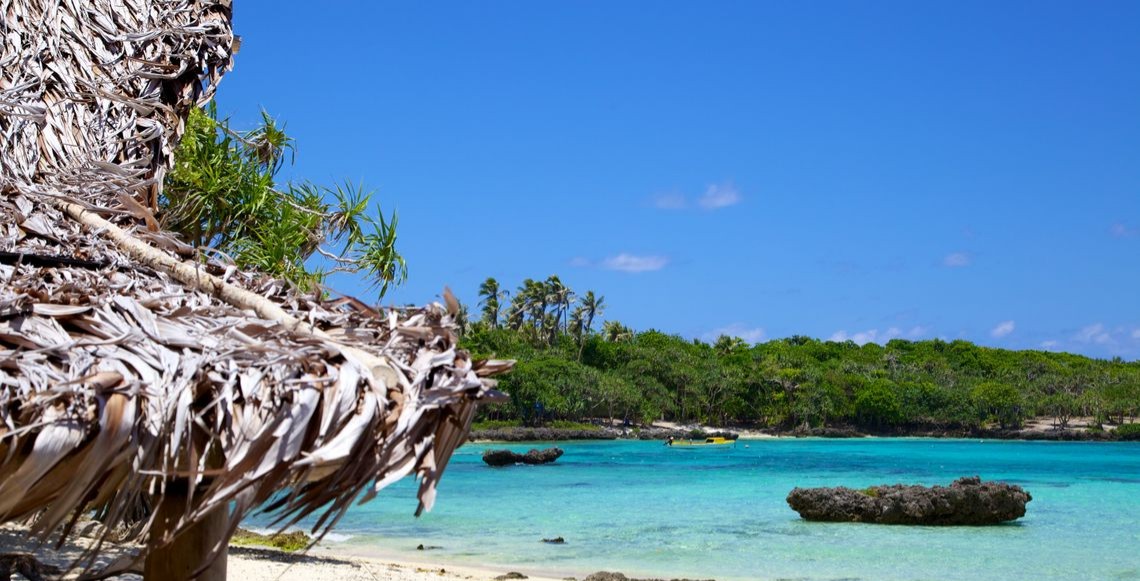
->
469, 417, 1137, 443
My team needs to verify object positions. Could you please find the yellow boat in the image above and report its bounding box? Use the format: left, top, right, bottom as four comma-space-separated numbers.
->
666, 436, 735, 448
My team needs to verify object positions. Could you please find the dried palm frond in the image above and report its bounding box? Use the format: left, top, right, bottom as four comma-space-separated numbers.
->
0, 0, 511, 576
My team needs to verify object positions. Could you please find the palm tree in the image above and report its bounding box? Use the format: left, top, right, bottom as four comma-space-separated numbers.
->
505, 278, 534, 331
714, 335, 746, 355
569, 306, 586, 340
580, 291, 604, 334
570, 305, 588, 360
477, 277, 505, 328
543, 275, 574, 345
603, 320, 633, 343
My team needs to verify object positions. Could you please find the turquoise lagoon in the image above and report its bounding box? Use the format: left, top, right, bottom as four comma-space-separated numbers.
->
251, 439, 1140, 580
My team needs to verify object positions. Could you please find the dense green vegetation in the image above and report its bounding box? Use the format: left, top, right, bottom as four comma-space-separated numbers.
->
464, 276, 1140, 432
160, 105, 406, 298
155, 106, 1138, 435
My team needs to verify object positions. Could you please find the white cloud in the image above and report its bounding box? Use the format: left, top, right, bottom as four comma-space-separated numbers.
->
651, 192, 687, 210
651, 182, 742, 211
1110, 223, 1137, 238
704, 324, 766, 344
1074, 323, 1112, 345
600, 253, 668, 273
990, 320, 1016, 338
568, 257, 592, 268
1041, 340, 1059, 350
829, 327, 902, 346
696, 182, 741, 210
906, 326, 928, 338
943, 252, 972, 268
1132, 329, 1140, 340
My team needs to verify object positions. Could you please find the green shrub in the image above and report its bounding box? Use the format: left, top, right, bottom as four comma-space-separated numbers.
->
550, 420, 601, 431
471, 419, 523, 431
854, 380, 903, 428
971, 382, 1024, 429
1114, 423, 1140, 440
230, 528, 310, 552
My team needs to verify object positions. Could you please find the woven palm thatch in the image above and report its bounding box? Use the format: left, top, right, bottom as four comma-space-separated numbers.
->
1, 0, 510, 576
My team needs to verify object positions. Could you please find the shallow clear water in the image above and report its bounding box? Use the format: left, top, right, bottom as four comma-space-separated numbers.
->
248, 439, 1140, 580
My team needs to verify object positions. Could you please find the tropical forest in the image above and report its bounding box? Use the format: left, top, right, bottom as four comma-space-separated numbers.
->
463, 276, 1140, 434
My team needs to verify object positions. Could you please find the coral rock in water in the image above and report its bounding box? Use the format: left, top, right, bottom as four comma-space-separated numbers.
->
786, 476, 1031, 525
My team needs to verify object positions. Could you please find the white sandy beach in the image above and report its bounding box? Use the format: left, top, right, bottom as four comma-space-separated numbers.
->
0, 524, 570, 581
227, 545, 569, 581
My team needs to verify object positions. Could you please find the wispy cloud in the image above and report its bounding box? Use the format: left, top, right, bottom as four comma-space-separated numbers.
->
568, 256, 592, 268
1110, 223, 1138, 238
906, 326, 928, 339
650, 181, 742, 212
990, 320, 1016, 338
651, 192, 687, 210
1074, 323, 1112, 345
1132, 329, 1140, 340
704, 323, 766, 344
1041, 340, 1059, 350
696, 182, 741, 210
829, 327, 903, 346
943, 252, 972, 268
601, 253, 668, 273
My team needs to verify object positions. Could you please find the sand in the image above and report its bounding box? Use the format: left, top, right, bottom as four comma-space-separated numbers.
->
0, 524, 569, 581
227, 545, 568, 581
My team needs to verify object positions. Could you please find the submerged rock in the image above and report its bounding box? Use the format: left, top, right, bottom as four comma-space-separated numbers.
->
584, 574, 629, 581
786, 476, 1031, 525
482, 447, 564, 467
583, 572, 713, 581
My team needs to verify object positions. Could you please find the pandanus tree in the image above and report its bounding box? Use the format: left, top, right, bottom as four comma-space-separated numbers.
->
161, 105, 407, 297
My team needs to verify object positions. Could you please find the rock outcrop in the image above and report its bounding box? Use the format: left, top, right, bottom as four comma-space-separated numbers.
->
583, 572, 713, 581
482, 447, 564, 467
786, 476, 1031, 525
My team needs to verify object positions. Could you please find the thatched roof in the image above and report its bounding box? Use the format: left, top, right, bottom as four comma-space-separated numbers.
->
1, 0, 510, 575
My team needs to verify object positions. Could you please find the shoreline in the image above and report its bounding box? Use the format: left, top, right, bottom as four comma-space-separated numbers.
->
469, 417, 1135, 443
227, 544, 575, 581
5, 432, 1137, 580
0, 524, 580, 581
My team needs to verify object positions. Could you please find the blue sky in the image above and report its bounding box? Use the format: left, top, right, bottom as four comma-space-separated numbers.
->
217, 1, 1139, 359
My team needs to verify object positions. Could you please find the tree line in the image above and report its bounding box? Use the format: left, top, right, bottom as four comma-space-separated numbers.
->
160, 103, 1138, 434
462, 276, 1140, 432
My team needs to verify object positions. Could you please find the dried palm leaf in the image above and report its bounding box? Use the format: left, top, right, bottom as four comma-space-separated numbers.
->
0, 0, 512, 577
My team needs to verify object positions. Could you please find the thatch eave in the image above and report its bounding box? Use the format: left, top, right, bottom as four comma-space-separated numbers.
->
1, 1, 513, 577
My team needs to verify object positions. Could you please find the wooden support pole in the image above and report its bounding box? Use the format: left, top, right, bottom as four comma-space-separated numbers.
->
143, 486, 228, 581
